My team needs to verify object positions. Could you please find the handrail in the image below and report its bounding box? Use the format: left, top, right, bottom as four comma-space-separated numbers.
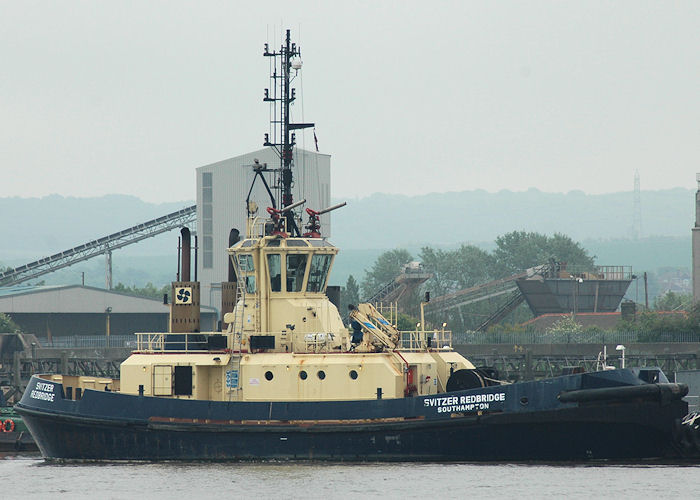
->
135, 332, 219, 353
397, 329, 452, 351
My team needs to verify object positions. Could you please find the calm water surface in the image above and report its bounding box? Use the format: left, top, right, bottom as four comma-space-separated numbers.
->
2, 453, 700, 499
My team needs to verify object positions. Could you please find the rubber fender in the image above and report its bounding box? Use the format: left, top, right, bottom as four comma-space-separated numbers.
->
559, 383, 688, 404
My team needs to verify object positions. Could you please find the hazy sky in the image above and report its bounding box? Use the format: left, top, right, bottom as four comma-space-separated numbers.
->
2, 1, 699, 203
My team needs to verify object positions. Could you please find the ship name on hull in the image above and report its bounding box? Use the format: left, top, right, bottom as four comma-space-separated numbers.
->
424, 392, 506, 413
30, 382, 55, 402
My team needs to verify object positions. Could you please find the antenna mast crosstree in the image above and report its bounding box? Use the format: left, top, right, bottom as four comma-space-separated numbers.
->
263, 29, 314, 236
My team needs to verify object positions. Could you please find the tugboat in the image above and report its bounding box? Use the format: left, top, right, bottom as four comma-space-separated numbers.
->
15, 30, 693, 462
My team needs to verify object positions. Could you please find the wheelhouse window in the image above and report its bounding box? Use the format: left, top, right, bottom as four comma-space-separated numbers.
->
267, 254, 281, 292
306, 254, 333, 292
235, 254, 256, 293
238, 254, 254, 272
286, 254, 308, 292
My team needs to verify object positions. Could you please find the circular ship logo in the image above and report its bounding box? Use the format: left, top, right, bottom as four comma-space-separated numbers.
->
175, 287, 192, 304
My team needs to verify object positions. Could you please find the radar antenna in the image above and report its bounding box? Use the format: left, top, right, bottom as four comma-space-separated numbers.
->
263, 29, 314, 236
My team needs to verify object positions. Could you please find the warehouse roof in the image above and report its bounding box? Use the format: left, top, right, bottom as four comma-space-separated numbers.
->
0, 285, 216, 314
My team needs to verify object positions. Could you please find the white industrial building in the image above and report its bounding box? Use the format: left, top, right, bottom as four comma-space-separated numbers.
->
693, 173, 700, 304
196, 147, 331, 309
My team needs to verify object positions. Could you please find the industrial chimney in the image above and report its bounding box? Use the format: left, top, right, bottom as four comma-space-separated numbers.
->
170, 227, 200, 333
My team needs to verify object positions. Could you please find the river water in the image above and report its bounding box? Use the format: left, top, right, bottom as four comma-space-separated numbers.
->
2, 453, 699, 499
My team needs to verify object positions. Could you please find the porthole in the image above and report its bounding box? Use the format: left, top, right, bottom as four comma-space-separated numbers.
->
317, 370, 326, 380
299, 370, 308, 380
520, 396, 529, 406
265, 371, 274, 381
349, 370, 358, 380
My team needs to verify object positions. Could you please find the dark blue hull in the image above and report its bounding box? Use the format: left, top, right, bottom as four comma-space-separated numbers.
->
16, 370, 690, 461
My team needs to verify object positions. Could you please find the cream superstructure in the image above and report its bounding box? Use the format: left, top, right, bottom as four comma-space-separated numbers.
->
52, 208, 474, 403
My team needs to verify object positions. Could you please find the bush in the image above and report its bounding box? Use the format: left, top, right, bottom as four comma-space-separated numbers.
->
546, 314, 583, 335
0, 313, 20, 333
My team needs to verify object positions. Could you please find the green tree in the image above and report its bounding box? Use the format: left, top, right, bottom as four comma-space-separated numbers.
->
547, 233, 595, 269
485, 322, 533, 335
113, 282, 169, 300
340, 275, 361, 318
420, 244, 494, 297
450, 244, 494, 289
615, 306, 700, 342
345, 275, 360, 305
0, 313, 20, 333
653, 291, 692, 311
360, 232, 592, 333
493, 231, 594, 277
419, 247, 456, 298
546, 314, 583, 335
421, 244, 498, 332
361, 249, 413, 299
396, 312, 421, 331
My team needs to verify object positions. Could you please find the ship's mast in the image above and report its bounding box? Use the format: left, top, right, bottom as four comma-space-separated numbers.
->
263, 29, 314, 236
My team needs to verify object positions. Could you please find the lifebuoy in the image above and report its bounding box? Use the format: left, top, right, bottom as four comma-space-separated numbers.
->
2, 419, 15, 433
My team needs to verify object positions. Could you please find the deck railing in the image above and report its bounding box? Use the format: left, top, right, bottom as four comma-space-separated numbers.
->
38, 335, 135, 348
564, 264, 634, 280
135, 332, 222, 352
452, 330, 700, 345
35, 329, 699, 350
397, 329, 452, 351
